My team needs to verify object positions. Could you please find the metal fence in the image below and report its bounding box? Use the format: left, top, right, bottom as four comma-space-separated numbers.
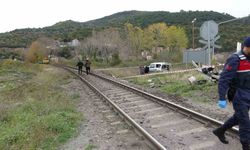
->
183, 49, 210, 64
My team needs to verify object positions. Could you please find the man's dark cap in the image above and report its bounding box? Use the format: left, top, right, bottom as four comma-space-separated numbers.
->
243, 36, 250, 47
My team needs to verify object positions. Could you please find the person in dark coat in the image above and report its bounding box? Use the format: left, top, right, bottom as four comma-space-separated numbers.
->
213, 37, 250, 150
76, 61, 84, 75
85, 58, 91, 75
144, 66, 149, 74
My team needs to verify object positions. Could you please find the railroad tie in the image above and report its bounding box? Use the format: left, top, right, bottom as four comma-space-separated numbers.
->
189, 141, 215, 150
176, 127, 207, 136
151, 119, 187, 128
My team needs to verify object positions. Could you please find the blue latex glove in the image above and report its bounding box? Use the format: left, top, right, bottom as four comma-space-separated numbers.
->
218, 100, 227, 108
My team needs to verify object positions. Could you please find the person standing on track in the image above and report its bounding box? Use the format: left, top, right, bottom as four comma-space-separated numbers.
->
76, 60, 84, 75
213, 37, 250, 150
85, 57, 91, 75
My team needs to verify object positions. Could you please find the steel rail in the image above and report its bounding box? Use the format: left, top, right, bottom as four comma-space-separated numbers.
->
65, 65, 239, 135
62, 66, 167, 150
86, 67, 239, 135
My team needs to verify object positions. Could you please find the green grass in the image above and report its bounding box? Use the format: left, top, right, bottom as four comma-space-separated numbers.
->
129, 71, 218, 104
0, 59, 82, 150
70, 93, 80, 99
160, 81, 214, 96
85, 144, 96, 150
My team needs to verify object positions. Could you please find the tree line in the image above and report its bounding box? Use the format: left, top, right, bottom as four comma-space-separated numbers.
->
0, 10, 249, 52
23, 23, 187, 64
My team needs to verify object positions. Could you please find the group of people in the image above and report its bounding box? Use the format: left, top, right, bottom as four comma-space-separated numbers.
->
76, 58, 91, 75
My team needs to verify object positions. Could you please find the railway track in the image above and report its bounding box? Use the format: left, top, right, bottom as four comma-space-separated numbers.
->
61, 76, 151, 150
63, 66, 241, 150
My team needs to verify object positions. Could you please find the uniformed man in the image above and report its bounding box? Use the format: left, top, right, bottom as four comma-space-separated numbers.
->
213, 37, 250, 150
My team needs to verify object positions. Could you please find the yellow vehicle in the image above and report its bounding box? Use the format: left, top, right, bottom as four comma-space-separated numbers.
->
42, 57, 50, 64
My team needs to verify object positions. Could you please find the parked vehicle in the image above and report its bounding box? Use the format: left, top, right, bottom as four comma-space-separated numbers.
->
148, 62, 170, 72
42, 57, 50, 64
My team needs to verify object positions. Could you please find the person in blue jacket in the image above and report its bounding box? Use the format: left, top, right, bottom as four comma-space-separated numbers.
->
213, 37, 250, 150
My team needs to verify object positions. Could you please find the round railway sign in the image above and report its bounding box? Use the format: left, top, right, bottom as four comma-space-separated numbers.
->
200, 20, 218, 40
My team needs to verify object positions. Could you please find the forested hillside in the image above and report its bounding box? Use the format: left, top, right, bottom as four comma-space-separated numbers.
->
84, 10, 234, 27
0, 21, 93, 48
0, 10, 249, 51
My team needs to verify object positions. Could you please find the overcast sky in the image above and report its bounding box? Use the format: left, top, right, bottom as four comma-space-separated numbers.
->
0, 0, 249, 33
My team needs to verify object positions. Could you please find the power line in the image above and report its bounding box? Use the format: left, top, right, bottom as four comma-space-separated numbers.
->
218, 15, 250, 25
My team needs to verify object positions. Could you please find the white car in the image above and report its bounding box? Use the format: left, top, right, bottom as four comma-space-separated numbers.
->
148, 62, 170, 72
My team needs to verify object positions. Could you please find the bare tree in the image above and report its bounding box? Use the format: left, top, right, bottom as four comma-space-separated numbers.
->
78, 28, 130, 62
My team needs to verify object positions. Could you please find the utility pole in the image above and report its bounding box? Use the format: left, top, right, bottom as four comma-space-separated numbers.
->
192, 18, 197, 49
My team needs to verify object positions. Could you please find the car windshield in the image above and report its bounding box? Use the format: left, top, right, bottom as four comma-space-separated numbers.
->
149, 64, 155, 68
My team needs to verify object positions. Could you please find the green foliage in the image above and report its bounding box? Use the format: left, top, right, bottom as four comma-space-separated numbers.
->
85, 144, 96, 150
0, 20, 92, 48
123, 22, 187, 62
0, 62, 82, 149
0, 60, 42, 75
57, 47, 72, 58
0, 10, 249, 53
125, 23, 144, 57
144, 23, 187, 51
0, 50, 21, 59
83, 10, 234, 28
144, 23, 168, 48
217, 24, 250, 52
110, 53, 121, 66
160, 81, 209, 96
166, 26, 188, 50
83, 10, 249, 51
129, 70, 218, 103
